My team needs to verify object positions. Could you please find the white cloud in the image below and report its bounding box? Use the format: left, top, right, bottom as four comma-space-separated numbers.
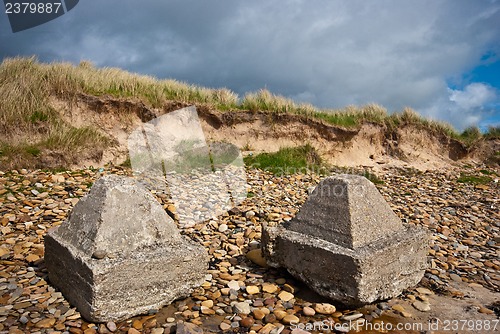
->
419, 83, 498, 130
449, 83, 496, 110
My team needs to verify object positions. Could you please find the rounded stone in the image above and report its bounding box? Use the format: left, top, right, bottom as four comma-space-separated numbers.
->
264, 313, 277, 323
240, 317, 255, 328
274, 310, 287, 320
245, 211, 256, 219
246, 249, 268, 267
246, 286, 260, 295
106, 321, 117, 331
302, 306, 315, 316
92, 250, 107, 260
278, 291, 294, 302
412, 301, 430, 312
282, 314, 299, 325
314, 303, 336, 315
341, 312, 363, 321
233, 302, 251, 315
253, 309, 266, 320
219, 322, 231, 331
262, 283, 278, 294
227, 280, 240, 290
201, 300, 213, 308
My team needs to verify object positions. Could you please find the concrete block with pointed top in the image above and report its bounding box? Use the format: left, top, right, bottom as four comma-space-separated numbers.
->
44, 175, 208, 322
263, 174, 429, 306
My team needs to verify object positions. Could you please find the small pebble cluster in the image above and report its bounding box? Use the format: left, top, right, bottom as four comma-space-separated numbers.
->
0, 164, 498, 333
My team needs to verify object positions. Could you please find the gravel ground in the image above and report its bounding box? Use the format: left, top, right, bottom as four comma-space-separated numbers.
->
0, 165, 499, 333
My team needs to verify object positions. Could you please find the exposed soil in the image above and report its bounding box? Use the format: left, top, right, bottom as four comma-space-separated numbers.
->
47, 95, 499, 171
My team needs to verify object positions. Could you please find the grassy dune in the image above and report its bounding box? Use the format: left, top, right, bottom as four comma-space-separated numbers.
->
0, 56, 498, 169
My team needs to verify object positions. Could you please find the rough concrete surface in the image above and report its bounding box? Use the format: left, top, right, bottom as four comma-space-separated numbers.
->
44, 175, 209, 322
263, 174, 429, 306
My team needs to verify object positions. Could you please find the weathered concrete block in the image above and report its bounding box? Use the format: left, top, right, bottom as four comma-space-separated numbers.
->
44, 175, 209, 322
263, 174, 429, 306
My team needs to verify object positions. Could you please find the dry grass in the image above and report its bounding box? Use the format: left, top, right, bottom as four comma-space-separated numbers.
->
241, 89, 317, 115
0, 56, 488, 168
0, 57, 110, 168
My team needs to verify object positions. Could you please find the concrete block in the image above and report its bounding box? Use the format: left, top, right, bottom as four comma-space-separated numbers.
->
263, 174, 429, 306
44, 175, 209, 322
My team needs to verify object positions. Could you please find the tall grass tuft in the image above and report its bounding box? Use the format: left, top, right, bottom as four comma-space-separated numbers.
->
241, 89, 317, 115
485, 126, 500, 139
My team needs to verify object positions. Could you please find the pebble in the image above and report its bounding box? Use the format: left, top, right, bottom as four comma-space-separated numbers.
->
274, 310, 288, 320
302, 306, 315, 316
246, 285, 260, 294
262, 283, 279, 293
401, 311, 413, 318
106, 321, 117, 331
291, 329, 312, 334
392, 304, 406, 313
264, 313, 277, 323
412, 301, 431, 312
201, 300, 213, 308
218, 224, 228, 233
227, 280, 240, 290
35, 318, 56, 328
176, 322, 203, 333
282, 314, 300, 324
245, 211, 255, 219
240, 316, 254, 328
277, 291, 294, 302
253, 309, 266, 320
246, 249, 268, 267
219, 322, 231, 331
233, 302, 251, 315
151, 329, 164, 334
341, 312, 363, 321
313, 303, 336, 314
478, 307, 494, 314
92, 250, 107, 259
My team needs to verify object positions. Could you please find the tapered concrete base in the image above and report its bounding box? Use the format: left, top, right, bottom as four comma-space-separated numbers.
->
45, 232, 207, 322
263, 223, 428, 306
44, 175, 209, 322
262, 174, 429, 306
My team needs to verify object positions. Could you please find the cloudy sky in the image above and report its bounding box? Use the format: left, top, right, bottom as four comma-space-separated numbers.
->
1, 0, 499, 131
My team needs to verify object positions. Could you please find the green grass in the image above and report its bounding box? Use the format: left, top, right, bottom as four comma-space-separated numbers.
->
120, 157, 132, 168
0, 142, 43, 168
485, 126, 500, 139
459, 126, 482, 145
457, 173, 492, 184
0, 142, 40, 157
363, 171, 384, 184
312, 111, 358, 128
479, 169, 498, 176
243, 144, 325, 174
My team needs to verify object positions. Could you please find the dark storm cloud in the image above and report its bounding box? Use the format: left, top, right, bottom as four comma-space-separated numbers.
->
1, 0, 499, 129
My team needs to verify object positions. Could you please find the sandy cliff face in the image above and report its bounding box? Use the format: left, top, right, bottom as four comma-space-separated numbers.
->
48, 94, 497, 170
